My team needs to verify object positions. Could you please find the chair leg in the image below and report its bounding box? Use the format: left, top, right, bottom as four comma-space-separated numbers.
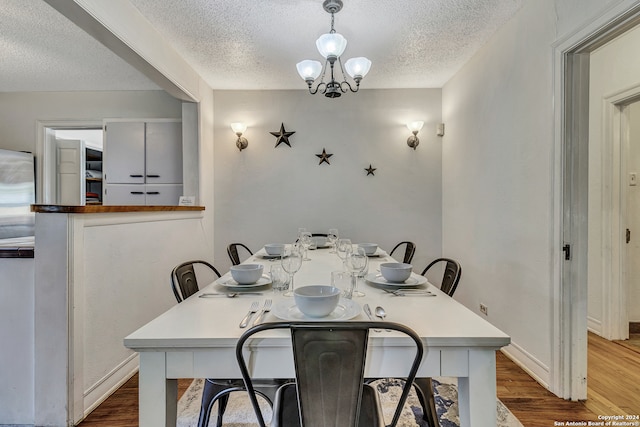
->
413, 377, 440, 427
198, 380, 233, 427
215, 393, 230, 427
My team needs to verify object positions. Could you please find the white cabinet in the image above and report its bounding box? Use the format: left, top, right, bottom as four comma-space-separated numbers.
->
103, 121, 183, 205
103, 184, 183, 206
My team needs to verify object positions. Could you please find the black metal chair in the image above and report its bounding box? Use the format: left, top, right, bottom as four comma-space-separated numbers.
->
171, 260, 221, 302
412, 257, 462, 426
389, 241, 416, 264
420, 257, 462, 297
171, 260, 276, 427
237, 321, 424, 427
227, 242, 253, 265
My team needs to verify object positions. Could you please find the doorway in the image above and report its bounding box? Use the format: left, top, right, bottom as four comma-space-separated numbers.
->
625, 102, 640, 338
555, 2, 640, 400
35, 121, 103, 205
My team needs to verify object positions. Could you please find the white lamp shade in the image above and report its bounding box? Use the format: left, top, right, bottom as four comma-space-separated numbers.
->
296, 60, 323, 81
316, 33, 347, 59
407, 121, 424, 133
344, 57, 372, 79
231, 122, 247, 134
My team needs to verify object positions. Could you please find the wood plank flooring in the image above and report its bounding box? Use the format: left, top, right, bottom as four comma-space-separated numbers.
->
78, 332, 640, 426
498, 332, 640, 427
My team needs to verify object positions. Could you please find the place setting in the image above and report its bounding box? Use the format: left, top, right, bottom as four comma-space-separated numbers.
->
213, 263, 272, 291
365, 262, 435, 296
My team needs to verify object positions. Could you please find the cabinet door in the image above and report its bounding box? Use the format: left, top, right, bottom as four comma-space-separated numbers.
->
103, 184, 146, 205
104, 122, 145, 184
145, 184, 183, 206
145, 122, 182, 184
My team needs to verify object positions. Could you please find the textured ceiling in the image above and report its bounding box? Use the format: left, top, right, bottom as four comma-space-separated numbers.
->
0, 0, 524, 92
0, 0, 159, 92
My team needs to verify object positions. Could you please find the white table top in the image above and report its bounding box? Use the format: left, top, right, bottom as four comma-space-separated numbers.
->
124, 246, 510, 351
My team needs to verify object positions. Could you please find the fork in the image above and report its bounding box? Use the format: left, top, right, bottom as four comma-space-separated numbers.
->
391, 290, 435, 297
239, 301, 260, 328
252, 299, 272, 326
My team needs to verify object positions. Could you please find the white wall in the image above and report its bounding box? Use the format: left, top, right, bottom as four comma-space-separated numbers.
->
212, 89, 443, 275
588, 24, 640, 332
0, 258, 34, 424
441, 0, 628, 388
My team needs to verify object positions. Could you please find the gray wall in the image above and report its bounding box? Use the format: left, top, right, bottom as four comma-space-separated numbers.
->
0, 90, 182, 153
213, 89, 442, 274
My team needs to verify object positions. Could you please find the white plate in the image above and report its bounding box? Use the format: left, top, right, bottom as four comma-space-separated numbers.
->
257, 253, 286, 260
364, 272, 427, 288
271, 298, 361, 321
216, 275, 272, 288
367, 251, 388, 258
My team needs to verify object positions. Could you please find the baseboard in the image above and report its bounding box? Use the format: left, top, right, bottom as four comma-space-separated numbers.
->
501, 341, 551, 391
587, 316, 602, 335
630, 322, 640, 334
83, 354, 139, 418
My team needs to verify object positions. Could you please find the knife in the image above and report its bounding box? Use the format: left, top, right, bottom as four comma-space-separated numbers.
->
363, 304, 381, 332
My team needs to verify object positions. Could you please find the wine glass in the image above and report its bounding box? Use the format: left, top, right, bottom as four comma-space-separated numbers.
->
346, 246, 368, 297
281, 244, 303, 297
327, 228, 339, 253
336, 238, 352, 266
299, 231, 312, 261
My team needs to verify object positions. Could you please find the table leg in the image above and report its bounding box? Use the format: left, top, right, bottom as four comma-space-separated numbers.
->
457, 349, 497, 427
139, 352, 178, 427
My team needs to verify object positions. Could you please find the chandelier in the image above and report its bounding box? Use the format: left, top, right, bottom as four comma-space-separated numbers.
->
296, 0, 371, 98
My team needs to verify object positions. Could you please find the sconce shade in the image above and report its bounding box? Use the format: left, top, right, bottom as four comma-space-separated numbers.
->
296, 60, 323, 81
407, 121, 424, 133
316, 33, 348, 59
230, 122, 247, 134
344, 57, 372, 79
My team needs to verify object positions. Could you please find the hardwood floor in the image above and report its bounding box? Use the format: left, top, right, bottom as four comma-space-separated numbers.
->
78, 332, 640, 427
498, 332, 640, 427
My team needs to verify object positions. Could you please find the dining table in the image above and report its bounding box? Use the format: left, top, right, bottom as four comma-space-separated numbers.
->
124, 244, 510, 427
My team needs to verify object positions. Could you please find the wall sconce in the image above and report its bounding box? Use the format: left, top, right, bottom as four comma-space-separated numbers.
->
406, 121, 424, 150
231, 122, 248, 151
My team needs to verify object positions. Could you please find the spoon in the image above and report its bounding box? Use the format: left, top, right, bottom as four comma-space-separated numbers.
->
375, 306, 391, 332
199, 292, 262, 298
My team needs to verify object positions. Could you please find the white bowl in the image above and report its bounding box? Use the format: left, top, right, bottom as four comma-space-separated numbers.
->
379, 262, 412, 283
294, 285, 341, 318
312, 236, 328, 247
230, 264, 264, 284
264, 243, 285, 256
358, 243, 378, 256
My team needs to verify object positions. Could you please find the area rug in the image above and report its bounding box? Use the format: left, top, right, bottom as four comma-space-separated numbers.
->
176, 377, 523, 427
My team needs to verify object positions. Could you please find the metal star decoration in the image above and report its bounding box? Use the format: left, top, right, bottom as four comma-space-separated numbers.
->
365, 164, 376, 176
316, 148, 333, 165
270, 123, 295, 148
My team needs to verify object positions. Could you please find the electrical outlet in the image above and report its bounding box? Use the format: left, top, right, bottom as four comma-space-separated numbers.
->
480, 303, 488, 316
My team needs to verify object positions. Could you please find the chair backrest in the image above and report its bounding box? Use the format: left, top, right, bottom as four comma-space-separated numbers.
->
227, 243, 253, 266
421, 257, 462, 297
170, 260, 221, 303
389, 241, 416, 264
236, 321, 424, 427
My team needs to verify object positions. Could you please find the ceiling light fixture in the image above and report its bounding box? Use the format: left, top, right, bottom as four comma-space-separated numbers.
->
296, 0, 371, 98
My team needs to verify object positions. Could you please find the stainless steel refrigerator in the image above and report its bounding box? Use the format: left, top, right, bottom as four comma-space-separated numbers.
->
0, 149, 35, 243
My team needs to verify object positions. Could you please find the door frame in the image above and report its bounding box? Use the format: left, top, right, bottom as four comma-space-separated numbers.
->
36, 120, 102, 204
601, 90, 640, 341
553, 1, 640, 400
